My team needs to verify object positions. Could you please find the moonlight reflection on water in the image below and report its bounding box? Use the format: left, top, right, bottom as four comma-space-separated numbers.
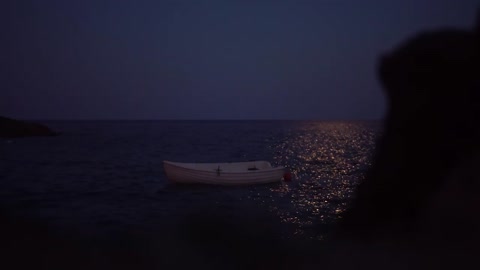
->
254, 121, 379, 239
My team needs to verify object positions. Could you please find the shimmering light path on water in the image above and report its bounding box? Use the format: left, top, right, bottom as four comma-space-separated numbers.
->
249, 121, 378, 239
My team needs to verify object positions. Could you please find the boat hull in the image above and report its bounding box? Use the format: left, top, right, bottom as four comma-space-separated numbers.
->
163, 161, 284, 185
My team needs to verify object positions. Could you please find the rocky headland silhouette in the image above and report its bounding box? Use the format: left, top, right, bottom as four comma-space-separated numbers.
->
0, 116, 58, 138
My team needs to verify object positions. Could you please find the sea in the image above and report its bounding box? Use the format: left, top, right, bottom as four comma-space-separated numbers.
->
0, 120, 380, 262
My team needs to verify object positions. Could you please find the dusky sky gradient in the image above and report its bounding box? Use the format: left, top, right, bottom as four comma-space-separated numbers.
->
1, 0, 478, 120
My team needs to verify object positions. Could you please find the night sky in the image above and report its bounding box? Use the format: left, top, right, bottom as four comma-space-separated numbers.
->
2, 0, 478, 120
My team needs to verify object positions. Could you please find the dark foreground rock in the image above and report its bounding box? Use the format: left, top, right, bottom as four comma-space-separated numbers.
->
0, 116, 58, 138
323, 8, 480, 270
340, 9, 480, 235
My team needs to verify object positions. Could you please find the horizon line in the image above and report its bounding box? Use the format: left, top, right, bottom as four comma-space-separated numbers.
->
27, 118, 383, 122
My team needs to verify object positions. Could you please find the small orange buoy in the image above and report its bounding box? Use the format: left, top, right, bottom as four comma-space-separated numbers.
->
283, 171, 292, 182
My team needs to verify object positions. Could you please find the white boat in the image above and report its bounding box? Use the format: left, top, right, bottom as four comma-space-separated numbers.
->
163, 160, 285, 185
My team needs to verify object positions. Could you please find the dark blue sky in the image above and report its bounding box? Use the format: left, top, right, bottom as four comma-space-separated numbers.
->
1, 0, 478, 120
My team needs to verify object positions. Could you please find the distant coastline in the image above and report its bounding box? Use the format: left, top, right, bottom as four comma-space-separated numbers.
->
0, 116, 59, 138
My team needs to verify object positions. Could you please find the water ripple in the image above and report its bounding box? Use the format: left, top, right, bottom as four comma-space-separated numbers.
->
1, 120, 380, 240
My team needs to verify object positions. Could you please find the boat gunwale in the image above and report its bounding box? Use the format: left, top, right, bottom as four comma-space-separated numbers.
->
163, 160, 284, 175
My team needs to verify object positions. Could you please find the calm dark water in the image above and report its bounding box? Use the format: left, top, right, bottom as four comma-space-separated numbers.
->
0, 120, 380, 242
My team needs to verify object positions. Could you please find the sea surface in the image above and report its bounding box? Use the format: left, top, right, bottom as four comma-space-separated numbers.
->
0, 120, 380, 243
